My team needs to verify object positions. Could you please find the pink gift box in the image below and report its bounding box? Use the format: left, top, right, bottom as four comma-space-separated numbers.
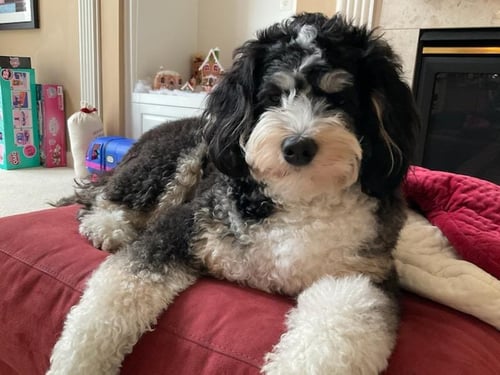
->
37, 84, 67, 167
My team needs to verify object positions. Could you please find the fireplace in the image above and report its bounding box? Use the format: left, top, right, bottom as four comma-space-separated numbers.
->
412, 28, 500, 184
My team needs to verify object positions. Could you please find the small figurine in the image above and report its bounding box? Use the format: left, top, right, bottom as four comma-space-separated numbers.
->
153, 68, 182, 90
191, 54, 204, 85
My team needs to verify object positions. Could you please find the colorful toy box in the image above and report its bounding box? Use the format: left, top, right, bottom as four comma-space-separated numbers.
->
37, 84, 67, 167
85, 136, 135, 174
0, 67, 40, 169
0, 56, 31, 70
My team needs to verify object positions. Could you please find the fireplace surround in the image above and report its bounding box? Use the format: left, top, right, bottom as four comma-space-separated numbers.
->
412, 28, 500, 184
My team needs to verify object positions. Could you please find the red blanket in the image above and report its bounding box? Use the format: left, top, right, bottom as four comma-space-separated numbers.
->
404, 167, 500, 279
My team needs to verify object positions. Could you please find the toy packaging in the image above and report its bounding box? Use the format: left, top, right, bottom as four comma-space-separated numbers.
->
0, 67, 40, 170
0, 56, 31, 69
85, 136, 135, 174
37, 84, 67, 167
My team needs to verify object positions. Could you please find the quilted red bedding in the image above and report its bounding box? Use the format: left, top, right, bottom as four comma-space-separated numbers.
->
404, 166, 500, 279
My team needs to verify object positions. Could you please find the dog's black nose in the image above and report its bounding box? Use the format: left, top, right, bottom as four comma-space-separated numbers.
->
281, 136, 318, 166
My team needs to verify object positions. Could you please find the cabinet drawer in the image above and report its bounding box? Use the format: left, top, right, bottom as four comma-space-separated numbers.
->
131, 100, 205, 138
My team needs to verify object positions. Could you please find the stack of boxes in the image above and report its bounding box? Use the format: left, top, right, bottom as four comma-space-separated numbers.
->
0, 56, 66, 170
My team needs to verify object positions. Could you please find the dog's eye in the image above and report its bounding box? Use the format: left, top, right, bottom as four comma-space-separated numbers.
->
257, 86, 284, 107
269, 94, 282, 105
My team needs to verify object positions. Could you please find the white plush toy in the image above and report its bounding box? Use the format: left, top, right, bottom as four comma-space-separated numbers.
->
67, 105, 104, 178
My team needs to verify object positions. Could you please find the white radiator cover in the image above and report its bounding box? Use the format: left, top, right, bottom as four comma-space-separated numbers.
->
336, 0, 376, 29
78, 0, 101, 112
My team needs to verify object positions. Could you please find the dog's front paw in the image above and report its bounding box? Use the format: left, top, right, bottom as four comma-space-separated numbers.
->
261, 275, 398, 375
79, 207, 137, 252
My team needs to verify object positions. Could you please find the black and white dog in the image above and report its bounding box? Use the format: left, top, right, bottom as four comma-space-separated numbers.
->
48, 13, 419, 374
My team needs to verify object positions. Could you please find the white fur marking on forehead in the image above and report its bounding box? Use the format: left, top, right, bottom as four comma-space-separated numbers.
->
278, 94, 333, 134
299, 50, 323, 72
320, 70, 354, 93
295, 25, 318, 48
273, 72, 296, 91
294, 26, 323, 72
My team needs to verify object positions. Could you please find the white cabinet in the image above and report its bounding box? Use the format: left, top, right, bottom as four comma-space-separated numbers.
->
130, 92, 207, 138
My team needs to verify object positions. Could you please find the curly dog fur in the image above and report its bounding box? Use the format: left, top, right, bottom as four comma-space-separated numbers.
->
48, 13, 419, 375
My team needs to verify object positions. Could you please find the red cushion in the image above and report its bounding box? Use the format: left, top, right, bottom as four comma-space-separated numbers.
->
404, 166, 500, 279
1, 206, 499, 374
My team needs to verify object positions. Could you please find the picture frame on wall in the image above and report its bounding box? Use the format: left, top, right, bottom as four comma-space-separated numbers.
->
0, 0, 39, 30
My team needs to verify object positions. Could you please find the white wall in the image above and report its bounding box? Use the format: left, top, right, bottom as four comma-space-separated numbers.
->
130, 0, 296, 85
197, 0, 297, 69
132, 0, 199, 83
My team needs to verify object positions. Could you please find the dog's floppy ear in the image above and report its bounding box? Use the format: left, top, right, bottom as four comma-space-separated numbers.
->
202, 41, 265, 177
358, 37, 420, 197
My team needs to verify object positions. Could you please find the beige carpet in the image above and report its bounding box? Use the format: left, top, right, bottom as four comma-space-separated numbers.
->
0, 167, 76, 217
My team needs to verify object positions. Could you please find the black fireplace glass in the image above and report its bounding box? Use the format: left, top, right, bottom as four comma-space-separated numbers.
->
413, 28, 500, 185
423, 71, 500, 183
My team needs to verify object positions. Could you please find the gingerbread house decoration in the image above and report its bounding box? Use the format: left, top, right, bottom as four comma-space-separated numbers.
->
153, 69, 182, 90
199, 48, 224, 91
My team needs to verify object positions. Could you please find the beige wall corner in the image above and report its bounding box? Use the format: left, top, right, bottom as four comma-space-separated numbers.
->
0, 0, 80, 118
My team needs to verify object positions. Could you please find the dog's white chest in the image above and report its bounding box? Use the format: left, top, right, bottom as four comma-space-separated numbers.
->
196, 190, 380, 295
